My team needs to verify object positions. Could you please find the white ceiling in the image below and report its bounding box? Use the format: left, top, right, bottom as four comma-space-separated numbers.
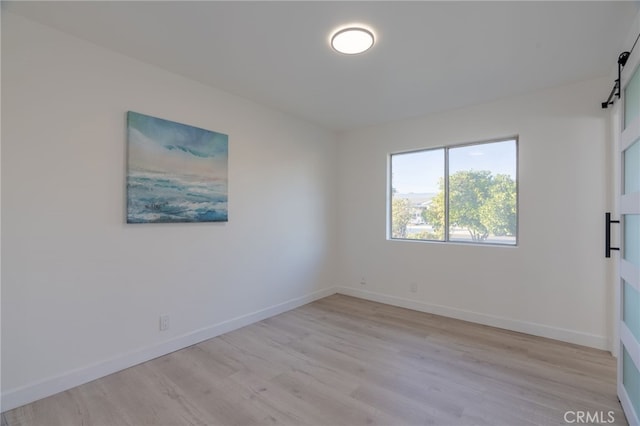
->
4, 1, 638, 131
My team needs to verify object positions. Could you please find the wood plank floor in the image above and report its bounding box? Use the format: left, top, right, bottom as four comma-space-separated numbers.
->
4, 294, 627, 426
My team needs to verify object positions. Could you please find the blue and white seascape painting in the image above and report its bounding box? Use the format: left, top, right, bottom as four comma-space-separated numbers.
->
127, 111, 228, 223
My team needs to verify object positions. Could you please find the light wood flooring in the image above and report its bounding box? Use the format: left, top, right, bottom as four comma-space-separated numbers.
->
4, 295, 627, 426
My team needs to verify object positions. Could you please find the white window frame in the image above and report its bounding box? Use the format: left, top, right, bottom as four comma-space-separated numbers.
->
388, 136, 519, 246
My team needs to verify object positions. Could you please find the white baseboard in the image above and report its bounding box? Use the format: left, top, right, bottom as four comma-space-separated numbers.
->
1, 287, 337, 412
3, 285, 609, 412
336, 286, 609, 350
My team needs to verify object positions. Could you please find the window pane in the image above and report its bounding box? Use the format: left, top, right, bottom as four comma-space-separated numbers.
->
625, 138, 640, 195
391, 149, 444, 240
625, 214, 640, 268
623, 345, 640, 418
625, 64, 640, 130
624, 281, 640, 342
448, 140, 517, 245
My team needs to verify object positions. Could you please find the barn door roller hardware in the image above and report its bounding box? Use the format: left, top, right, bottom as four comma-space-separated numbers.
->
605, 212, 620, 258
602, 32, 639, 109
601, 52, 630, 109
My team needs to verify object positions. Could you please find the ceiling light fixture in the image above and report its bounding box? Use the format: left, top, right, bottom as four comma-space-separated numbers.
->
330, 27, 375, 55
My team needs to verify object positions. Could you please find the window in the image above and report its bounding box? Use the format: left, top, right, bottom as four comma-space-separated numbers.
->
389, 138, 518, 245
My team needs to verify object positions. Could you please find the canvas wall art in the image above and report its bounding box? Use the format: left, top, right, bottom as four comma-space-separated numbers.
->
126, 111, 228, 223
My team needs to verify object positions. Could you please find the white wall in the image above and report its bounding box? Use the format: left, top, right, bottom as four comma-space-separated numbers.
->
337, 77, 612, 350
1, 13, 337, 409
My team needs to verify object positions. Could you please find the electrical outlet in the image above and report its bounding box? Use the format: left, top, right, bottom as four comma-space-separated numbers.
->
410, 282, 418, 293
159, 315, 170, 331
360, 277, 366, 286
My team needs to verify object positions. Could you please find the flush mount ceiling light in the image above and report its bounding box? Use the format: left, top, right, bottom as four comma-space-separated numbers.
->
330, 27, 375, 55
